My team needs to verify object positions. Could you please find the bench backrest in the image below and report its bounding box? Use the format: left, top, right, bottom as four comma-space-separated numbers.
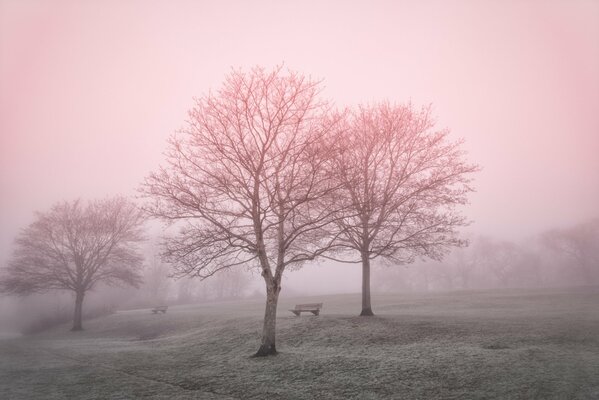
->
154, 306, 168, 310
294, 303, 323, 310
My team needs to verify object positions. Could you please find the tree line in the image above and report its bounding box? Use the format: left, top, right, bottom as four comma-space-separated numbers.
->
373, 220, 599, 292
1, 66, 478, 356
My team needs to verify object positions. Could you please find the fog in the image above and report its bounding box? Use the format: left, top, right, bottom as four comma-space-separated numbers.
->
1, 0, 598, 334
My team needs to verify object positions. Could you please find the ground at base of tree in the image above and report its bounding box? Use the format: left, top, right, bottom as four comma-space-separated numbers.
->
1, 287, 598, 399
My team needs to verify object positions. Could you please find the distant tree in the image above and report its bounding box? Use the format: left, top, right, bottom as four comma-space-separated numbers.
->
517, 248, 543, 287
142, 252, 171, 305
175, 277, 195, 304
542, 218, 599, 284
179, 267, 251, 302
331, 103, 478, 315
449, 247, 476, 289
0, 197, 145, 331
475, 237, 521, 288
371, 259, 415, 293
142, 66, 341, 356
212, 267, 251, 300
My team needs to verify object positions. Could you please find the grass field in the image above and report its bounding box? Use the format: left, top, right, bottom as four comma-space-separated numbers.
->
0, 287, 598, 399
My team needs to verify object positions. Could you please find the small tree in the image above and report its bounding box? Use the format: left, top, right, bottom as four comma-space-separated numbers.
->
332, 103, 478, 315
0, 197, 145, 331
142, 66, 341, 356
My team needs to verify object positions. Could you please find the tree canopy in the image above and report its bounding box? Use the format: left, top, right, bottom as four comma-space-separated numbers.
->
1, 197, 145, 330
142, 66, 343, 355
332, 103, 479, 315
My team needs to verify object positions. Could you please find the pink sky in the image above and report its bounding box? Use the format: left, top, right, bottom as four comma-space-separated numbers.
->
1, 0, 598, 273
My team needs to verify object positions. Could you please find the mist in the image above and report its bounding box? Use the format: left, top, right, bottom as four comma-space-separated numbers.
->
2, 0, 597, 317
0, 1, 598, 398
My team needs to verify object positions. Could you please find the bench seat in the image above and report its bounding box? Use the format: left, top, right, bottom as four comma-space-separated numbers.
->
289, 303, 323, 316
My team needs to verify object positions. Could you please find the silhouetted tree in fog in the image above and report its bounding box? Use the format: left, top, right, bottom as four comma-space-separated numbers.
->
449, 246, 475, 289
475, 238, 530, 288
142, 66, 342, 356
331, 103, 478, 315
142, 252, 171, 305
542, 218, 599, 284
0, 197, 145, 331
212, 267, 251, 299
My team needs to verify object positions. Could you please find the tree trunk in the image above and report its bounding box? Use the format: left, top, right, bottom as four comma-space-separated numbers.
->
255, 281, 280, 357
360, 252, 374, 316
71, 290, 85, 331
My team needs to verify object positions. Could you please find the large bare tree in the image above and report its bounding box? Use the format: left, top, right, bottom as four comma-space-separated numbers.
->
0, 197, 145, 330
142, 66, 341, 356
332, 103, 478, 315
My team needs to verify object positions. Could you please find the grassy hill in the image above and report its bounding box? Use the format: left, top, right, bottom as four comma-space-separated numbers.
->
1, 288, 598, 399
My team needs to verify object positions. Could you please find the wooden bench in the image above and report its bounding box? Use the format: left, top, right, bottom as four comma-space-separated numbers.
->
151, 306, 168, 314
289, 303, 323, 316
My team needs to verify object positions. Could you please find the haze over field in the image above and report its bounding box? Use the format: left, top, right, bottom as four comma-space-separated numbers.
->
1, 0, 598, 257
2, 289, 598, 399
0, 1, 598, 398
0, 0, 598, 333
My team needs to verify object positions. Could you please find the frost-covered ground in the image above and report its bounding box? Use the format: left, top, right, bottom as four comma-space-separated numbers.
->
1, 288, 598, 399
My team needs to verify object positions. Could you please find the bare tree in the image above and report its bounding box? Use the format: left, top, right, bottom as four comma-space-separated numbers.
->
449, 247, 475, 289
0, 197, 145, 331
542, 218, 599, 284
142, 251, 172, 305
142, 66, 341, 356
212, 267, 251, 300
475, 237, 521, 288
331, 103, 478, 315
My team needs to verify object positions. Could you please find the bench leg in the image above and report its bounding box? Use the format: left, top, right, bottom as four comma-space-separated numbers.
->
311, 310, 320, 316
292, 311, 300, 316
